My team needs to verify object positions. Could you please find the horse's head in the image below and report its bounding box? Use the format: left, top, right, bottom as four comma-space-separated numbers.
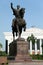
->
21, 8, 25, 13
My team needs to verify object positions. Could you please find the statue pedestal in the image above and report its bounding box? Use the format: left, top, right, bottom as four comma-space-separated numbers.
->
15, 40, 32, 62
9, 39, 32, 62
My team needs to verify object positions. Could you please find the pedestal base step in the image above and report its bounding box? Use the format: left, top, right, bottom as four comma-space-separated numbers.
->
15, 55, 32, 62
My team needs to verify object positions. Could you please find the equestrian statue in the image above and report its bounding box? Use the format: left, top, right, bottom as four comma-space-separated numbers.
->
11, 3, 26, 40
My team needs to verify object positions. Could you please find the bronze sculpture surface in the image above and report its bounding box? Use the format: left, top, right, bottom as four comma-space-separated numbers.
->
11, 3, 26, 39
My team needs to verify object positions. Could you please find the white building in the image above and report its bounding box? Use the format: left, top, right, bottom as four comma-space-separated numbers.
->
4, 27, 43, 55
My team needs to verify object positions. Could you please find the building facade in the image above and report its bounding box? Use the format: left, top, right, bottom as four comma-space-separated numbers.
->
4, 27, 43, 55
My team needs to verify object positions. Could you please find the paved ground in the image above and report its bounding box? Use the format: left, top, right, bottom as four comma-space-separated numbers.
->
8, 62, 43, 65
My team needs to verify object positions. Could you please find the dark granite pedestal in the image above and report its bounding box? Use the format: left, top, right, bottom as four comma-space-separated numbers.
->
9, 38, 32, 62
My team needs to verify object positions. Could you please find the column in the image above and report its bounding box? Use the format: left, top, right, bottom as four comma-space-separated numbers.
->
35, 41, 37, 54
7, 43, 9, 55
40, 39, 42, 55
30, 41, 32, 54
8, 41, 10, 55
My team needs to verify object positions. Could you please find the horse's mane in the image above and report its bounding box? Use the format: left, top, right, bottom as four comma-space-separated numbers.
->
19, 8, 25, 18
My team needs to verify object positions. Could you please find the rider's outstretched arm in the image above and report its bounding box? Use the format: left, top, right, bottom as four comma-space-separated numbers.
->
11, 3, 14, 11
11, 3, 16, 15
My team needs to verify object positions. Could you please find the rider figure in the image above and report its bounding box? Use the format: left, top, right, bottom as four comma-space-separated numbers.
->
11, 3, 26, 40
11, 3, 21, 39
11, 3, 20, 19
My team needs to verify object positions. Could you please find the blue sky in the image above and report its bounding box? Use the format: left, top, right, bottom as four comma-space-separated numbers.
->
0, 0, 43, 50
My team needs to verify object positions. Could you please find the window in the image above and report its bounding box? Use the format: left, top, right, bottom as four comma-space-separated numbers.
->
37, 39, 40, 50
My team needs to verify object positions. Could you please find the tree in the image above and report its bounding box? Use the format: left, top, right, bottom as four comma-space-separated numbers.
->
27, 34, 37, 44
0, 43, 2, 51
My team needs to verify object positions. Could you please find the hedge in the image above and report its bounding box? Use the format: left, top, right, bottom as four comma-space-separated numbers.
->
30, 54, 43, 60
0, 51, 7, 56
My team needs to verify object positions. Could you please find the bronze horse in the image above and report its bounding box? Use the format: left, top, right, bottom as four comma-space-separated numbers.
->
12, 18, 26, 38
11, 3, 26, 39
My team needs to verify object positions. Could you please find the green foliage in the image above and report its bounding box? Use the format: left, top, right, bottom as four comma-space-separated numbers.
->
1, 63, 8, 65
0, 43, 3, 51
0, 51, 7, 56
27, 34, 37, 44
6, 63, 8, 65
27, 37, 31, 42
0, 43, 2, 48
30, 54, 43, 60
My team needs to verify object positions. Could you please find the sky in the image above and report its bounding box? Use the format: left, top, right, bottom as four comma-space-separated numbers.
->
0, 0, 43, 50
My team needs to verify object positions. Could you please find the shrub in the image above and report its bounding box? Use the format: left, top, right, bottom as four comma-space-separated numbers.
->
30, 54, 43, 60
0, 51, 7, 56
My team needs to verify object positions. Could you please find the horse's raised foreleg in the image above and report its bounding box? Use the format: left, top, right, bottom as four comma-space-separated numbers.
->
12, 31, 15, 40
16, 25, 20, 39
16, 31, 17, 36
24, 25, 26, 31
12, 26, 15, 40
